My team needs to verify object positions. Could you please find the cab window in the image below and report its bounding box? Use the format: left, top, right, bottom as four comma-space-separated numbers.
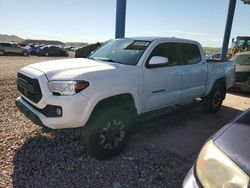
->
181, 43, 201, 64
147, 42, 179, 67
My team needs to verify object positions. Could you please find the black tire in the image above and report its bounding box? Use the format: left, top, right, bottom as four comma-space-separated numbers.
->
84, 105, 133, 160
0, 50, 5, 56
22, 51, 29, 56
202, 83, 226, 113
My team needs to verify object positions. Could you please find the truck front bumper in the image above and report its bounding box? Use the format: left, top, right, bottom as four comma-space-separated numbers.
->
16, 95, 90, 129
16, 97, 45, 128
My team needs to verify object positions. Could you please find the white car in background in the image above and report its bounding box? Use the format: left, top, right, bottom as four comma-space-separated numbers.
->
230, 51, 250, 92
0, 42, 30, 56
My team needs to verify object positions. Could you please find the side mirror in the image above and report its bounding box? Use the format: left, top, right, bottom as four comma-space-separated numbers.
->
148, 56, 169, 68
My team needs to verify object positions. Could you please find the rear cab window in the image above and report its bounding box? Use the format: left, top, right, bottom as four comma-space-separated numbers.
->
180, 43, 201, 64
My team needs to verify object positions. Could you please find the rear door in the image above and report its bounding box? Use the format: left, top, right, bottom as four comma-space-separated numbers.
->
49, 47, 59, 55
142, 42, 183, 111
179, 43, 207, 101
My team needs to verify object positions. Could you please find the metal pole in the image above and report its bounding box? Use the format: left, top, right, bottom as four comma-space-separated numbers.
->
115, 0, 127, 38
221, 0, 237, 61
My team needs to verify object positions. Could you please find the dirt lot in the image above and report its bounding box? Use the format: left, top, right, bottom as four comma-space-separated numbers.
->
0, 55, 249, 188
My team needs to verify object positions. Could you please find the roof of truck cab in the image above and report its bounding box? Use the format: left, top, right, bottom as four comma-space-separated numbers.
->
124, 36, 200, 44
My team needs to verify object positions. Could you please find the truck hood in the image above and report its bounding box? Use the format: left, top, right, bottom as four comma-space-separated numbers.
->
27, 58, 127, 80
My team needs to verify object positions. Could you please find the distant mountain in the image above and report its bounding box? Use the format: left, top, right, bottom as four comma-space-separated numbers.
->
23, 39, 65, 45
0, 34, 101, 47
0, 34, 66, 45
0, 34, 24, 43
66, 42, 89, 48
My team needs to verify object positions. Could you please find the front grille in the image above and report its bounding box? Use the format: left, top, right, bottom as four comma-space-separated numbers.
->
17, 72, 42, 103
235, 72, 250, 82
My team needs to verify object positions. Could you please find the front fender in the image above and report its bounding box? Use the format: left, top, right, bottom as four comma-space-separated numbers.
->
79, 86, 141, 126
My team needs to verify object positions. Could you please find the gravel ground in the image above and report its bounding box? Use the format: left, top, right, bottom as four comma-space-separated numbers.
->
0, 55, 249, 188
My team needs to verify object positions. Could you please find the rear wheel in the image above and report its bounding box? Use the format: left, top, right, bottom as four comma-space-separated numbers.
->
45, 52, 49, 56
22, 51, 29, 56
84, 105, 133, 160
202, 84, 226, 113
0, 50, 5, 56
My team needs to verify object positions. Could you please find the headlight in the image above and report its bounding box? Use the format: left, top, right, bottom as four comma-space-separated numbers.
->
48, 81, 89, 96
196, 140, 249, 188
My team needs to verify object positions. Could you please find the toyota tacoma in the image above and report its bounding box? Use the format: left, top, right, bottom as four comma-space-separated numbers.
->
16, 37, 235, 159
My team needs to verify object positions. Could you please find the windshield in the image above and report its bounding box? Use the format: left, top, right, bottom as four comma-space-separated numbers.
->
236, 39, 250, 47
235, 54, 250, 65
89, 39, 150, 65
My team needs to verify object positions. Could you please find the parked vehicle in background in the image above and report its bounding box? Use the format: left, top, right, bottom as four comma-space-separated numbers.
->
205, 52, 213, 60
16, 37, 235, 159
18, 43, 27, 47
36, 45, 69, 56
229, 36, 250, 58
0, 42, 30, 56
64, 46, 74, 51
35, 45, 45, 54
27, 44, 36, 55
183, 108, 250, 188
211, 53, 221, 60
26, 44, 44, 55
230, 51, 250, 92
75, 42, 102, 58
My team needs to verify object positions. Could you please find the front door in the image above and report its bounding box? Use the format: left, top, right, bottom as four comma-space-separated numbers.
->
142, 42, 183, 112
11, 44, 23, 54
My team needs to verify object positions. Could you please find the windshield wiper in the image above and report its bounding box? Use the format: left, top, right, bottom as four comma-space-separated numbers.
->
94, 58, 124, 64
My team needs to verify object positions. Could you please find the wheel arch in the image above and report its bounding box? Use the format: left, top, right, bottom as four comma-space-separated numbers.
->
81, 92, 140, 126
205, 76, 227, 98
23, 50, 29, 55
93, 93, 137, 112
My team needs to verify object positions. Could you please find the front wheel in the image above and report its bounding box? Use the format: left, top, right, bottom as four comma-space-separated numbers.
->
84, 105, 133, 160
202, 84, 226, 113
0, 50, 5, 56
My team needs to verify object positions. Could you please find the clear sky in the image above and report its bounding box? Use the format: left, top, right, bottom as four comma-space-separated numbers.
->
0, 0, 249, 47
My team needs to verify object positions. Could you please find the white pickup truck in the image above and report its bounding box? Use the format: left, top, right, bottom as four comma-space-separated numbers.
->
16, 37, 235, 159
